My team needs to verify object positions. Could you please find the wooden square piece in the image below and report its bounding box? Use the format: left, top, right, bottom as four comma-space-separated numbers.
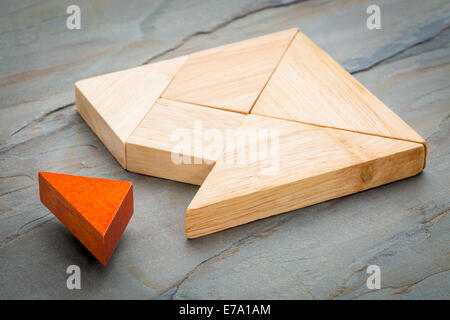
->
162, 28, 298, 114
75, 29, 427, 239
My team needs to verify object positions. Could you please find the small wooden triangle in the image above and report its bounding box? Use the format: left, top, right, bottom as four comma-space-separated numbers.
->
186, 115, 425, 238
39, 172, 133, 265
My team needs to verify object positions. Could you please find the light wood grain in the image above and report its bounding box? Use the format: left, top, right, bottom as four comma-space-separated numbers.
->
162, 28, 298, 114
75, 56, 188, 167
126, 98, 244, 185
186, 115, 425, 238
251, 32, 426, 149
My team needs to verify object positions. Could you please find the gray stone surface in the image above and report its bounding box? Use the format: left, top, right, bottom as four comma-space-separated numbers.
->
0, 0, 449, 299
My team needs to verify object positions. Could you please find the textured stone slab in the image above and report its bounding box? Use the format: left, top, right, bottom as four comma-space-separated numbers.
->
0, 0, 448, 300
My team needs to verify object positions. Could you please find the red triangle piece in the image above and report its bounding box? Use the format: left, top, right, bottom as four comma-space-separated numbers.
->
38, 172, 133, 265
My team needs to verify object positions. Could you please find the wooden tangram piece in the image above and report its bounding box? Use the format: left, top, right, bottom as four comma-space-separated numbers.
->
162, 28, 298, 113
251, 32, 426, 147
126, 98, 244, 185
186, 115, 425, 238
39, 172, 133, 265
75, 28, 427, 239
75, 56, 187, 167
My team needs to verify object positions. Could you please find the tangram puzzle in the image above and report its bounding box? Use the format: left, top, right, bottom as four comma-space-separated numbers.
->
75, 29, 426, 239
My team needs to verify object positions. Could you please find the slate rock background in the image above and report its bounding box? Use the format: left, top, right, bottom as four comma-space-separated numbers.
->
0, 0, 449, 299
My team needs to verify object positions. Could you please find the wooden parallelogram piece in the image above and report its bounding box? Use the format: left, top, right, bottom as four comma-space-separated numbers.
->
126, 98, 244, 185
251, 32, 427, 156
38, 172, 133, 265
185, 115, 425, 239
162, 28, 298, 114
75, 55, 187, 167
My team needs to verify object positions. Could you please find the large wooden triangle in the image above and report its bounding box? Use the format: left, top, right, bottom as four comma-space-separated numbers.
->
186, 115, 425, 238
39, 172, 133, 265
251, 33, 426, 147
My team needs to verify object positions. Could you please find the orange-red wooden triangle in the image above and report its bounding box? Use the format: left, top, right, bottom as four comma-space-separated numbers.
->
38, 172, 133, 265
